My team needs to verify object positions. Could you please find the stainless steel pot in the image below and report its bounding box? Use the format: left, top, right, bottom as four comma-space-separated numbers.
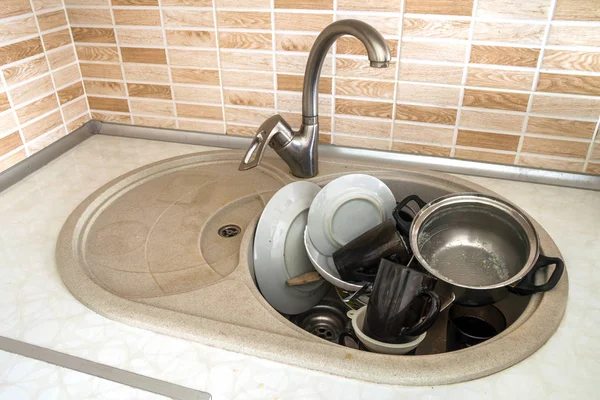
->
395, 193, 564, 306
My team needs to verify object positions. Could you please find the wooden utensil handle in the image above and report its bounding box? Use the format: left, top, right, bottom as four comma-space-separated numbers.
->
286, 271, 323, 286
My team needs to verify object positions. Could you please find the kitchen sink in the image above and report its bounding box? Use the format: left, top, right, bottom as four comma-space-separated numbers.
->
56, 150, 568, 385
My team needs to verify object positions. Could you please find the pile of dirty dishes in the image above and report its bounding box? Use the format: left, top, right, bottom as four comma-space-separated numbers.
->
253, 175, 565, 354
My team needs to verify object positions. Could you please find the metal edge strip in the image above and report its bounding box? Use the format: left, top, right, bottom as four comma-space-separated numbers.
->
0, 120, 100, 194
97, 121, 600, 191
0, 336, 211, 400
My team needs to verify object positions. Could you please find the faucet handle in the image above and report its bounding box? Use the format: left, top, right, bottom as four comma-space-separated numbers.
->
239, 115, 293, 171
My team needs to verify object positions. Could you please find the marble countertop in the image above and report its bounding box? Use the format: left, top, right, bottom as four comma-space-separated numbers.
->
0, 135, 598, 400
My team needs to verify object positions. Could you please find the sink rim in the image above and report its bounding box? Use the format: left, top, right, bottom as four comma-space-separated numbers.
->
56, 149, 568, 386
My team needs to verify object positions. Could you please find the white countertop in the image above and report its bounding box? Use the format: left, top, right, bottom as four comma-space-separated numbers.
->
0, 135, 598, 400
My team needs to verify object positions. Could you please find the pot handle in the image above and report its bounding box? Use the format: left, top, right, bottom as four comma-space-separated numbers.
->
393, 195, 427, 236
400, 288, 440, 337
508, 254, 564, 296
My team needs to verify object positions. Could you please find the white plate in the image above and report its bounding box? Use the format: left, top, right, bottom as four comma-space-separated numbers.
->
307, 174, 396, 256
254, 181, 329, 315
304, 228, 364, 292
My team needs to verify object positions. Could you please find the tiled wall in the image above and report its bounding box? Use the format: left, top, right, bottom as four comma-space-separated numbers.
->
0, 0, 91, 173
1, 0, 599, 176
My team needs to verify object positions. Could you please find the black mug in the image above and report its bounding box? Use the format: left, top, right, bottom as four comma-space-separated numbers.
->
446, 304, 507, 351
364, 259, 441, 344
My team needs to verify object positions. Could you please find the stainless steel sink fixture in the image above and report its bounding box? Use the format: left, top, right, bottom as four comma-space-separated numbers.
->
56, 151, 568, 386
238, 20, 392, 178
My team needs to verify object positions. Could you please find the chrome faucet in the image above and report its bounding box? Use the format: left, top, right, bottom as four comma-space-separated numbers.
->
238, 20, 391, 178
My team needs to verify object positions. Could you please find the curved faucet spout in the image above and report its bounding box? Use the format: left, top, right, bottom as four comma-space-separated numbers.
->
302, 19, 392, 121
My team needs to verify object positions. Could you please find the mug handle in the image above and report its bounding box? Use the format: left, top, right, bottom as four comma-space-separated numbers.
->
508, 254, 565, 296
393, 195, 427, 236
400, 289, 441, 337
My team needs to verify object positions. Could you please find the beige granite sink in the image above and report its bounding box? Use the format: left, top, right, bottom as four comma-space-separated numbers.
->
56, 150, 568, 385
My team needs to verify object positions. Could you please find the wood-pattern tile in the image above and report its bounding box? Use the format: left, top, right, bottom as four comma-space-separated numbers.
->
521, 137, 589, 158
163, 9, 214, 28
0, 93, 10, 113
400, 40, 465, 62
62, 96, 88, 120
226, 124, 255, 136
276, 34, 317, 53
116, 29, 165, 46
124, 64, 169, 82
470, 45, 539, 67
222, 70, 273, 90
336, 135, 390, 150
0, 132, 23, 156
456, 129, 520, 151
47, 45, 77, 70
547, 25, 600, 46
459, 109, 524, 132
466, 67, 534, 90
338, 37, 398, 58
336, 58, 395, 80
84, 80, 127, 96
337, 0, 400, 12
0, 149, 26, 172
394, 123, 455, 145
275, 13, 332, 32
67, 9, 113, 25
530, 94, 600, 119
396, 104, 457, 125
91, 111, 131, 124
537, 73, 600, 96
476, 0, 551, 19
171, 68, 220, 85
405, 0, 474, 16
526, 116, 596, 139
121, 47, 167, 65
275, 0, 333, 10
80, 62, 123, 79
224, 90, 274, 108
33, 0, 64, 12
399, 62, 464, 85
173, 86, 222, 103
112, 0, 158, 4
278, 91, 331, 112
396, 83, 461, 107
542, 50, 600, 72
219, 32, 272, 50
334, 117, 391, 138
392, 142, 451, 157
0, 112, 18, 136
454, 148, 515, 164
403, 18, 470, 39
217, 11, 271, 30
130, 99, 173, 117
88, 96, 129, 113
133, 116, 176, 129
462, 89, 530, 112
277, 74, 331, 94
53, 64, 81, 87
216, 0, 268, 7
16, 94, 58, 124
278, 53, 331, 74
66, 114, 88, 132
1, 0, 32, 19
177, 103, 222, 120
10, 75, 54, 107
113, 10, 161, 26
0, 38, 44, 66
127, 83, 172, 100
473, 21, 545, 44
588, 163, 600, 175
224, 107, 273, 125
519, 155, 584, 172
76, 45, 120, 62
168, 49, 218, 68
220, 51, 272, 71
21, 110, 62, 141
29, 126, 67, 152
2, 56, 48, 86
37, 10, 68, 31
0, 15, 37, 42
337, 14, 400, 36
554, 0, 600, 21
42, 29, 72, 51
58, 81, 85, 104
72, 27, 116, 44
335, 98, 393, 119
166, 30, 215, 47
179, 119, 224, 134
589, 143, 600, 160
336, 78, 395, 100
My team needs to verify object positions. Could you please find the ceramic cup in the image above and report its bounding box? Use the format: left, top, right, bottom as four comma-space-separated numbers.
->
446, 304, 507, 351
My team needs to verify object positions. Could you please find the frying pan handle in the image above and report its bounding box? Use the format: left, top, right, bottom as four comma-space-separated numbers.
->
393, 195, 427, 236
508, 254, 564, 296
400, 289, 440, 337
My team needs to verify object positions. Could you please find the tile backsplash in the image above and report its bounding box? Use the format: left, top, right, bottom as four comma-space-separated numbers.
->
1, 0, 599, 175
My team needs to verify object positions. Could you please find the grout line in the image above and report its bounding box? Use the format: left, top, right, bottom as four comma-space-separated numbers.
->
450, 0, 478, 158
515, 0, 557, 166
211, 0, 228, 134
157, 0, 179, 130
107, 1, 133, 125
387, 1, 405, 151
270, 0, 279, 119
583, 116, 600, 171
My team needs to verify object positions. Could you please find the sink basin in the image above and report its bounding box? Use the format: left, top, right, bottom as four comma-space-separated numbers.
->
56, 150, 568, 385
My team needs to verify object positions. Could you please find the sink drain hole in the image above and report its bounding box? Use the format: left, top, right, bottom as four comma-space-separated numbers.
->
218, 225, 241, 238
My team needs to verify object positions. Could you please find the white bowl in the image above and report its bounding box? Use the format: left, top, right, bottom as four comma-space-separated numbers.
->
254, 181, 329, 315
303, 228, 364, 292
307, 174, 396, 256
348, 306, 426, 355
